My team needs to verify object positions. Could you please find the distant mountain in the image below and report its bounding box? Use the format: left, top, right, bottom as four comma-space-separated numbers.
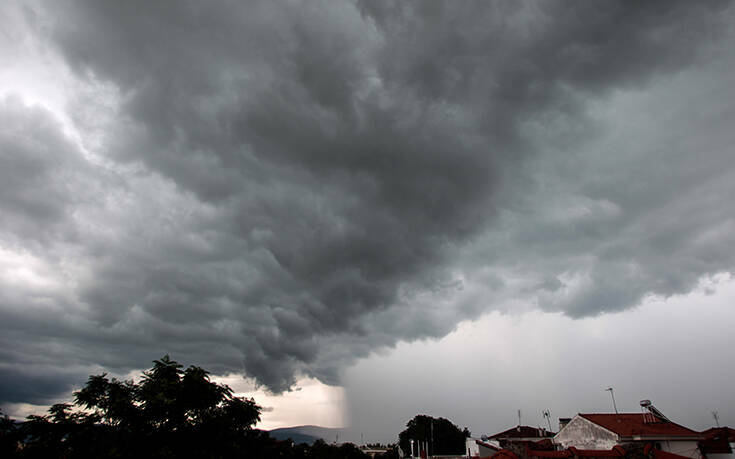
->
268, 425, 344, 445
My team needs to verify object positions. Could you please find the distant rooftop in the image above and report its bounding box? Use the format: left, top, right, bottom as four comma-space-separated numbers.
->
490, 425, 556, 439
701, 426, 735, 442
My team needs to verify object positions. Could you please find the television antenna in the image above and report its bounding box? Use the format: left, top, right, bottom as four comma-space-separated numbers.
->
542, 410, 552, 431
605, 387, 618, 414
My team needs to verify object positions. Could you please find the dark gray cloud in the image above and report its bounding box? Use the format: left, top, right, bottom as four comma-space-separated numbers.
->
1, 0, 735, 407
0, 96, 87, 246
0, 367, 77, 405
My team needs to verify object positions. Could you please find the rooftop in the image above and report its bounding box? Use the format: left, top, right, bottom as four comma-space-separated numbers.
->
577, 414, 699, 438
701, 426, 735, 442
490, 425, 556, 439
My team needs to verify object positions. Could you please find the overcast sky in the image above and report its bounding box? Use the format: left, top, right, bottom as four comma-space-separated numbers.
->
1, 0, 734, 443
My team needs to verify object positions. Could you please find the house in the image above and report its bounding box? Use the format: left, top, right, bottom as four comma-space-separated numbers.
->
489, 426, 556, 446
698, 427, 734, 459
700, 428, 735, 443
554, 410, 702, 459
490, 443, 627, 459
360, 446, 389, 458
490, 440, 697, 459
528, 444, 627, 459
467, 437, 502, 457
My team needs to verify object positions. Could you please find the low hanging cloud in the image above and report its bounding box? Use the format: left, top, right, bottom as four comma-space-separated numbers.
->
1, 0, 735, 403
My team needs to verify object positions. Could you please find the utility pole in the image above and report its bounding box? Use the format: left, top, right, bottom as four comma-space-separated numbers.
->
518, 409, 522, 426
431, 418, 434, 457
606, 387, 618, 414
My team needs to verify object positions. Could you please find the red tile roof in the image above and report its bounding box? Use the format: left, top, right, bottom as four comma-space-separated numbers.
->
529, 446, 625, 458
531, 439, 557, 450
699, 427, 734, 454
568, 446, 626, 457
701, 426, 735, 442
490, 449, 519, 459
490, 426, 556, 439
578, 414, 700, 438
528, 449, 573, 458
699, 438, 733, 455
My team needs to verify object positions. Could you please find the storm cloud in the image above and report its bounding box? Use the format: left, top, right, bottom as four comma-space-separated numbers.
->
1, 0, 735, 404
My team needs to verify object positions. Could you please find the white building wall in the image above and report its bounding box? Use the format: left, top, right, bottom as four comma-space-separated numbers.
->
707, 448, 735, 459
466, 438, 480, 457
465, 438, 501, 458
659, 440, 702, 459
554, 415, 618, 450
663, 440, 697, 457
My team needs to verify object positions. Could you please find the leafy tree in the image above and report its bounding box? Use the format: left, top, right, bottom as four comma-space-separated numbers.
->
2, 355, 370, 458
309, 438, 368, 459
0, 409, 21, 456
13, 355, 263, 458
398, 414, 466, 456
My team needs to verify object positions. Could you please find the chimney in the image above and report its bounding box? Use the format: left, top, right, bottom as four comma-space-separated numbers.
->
559, 418, 571, 431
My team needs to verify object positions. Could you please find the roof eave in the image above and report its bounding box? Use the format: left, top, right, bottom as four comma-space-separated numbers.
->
620, 436, 702, 441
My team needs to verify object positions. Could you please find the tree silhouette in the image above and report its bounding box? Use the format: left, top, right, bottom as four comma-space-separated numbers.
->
398, 414, 466, 456
3, 356, 368, 458
0, 409, 21, 457
8, 355, 262, 458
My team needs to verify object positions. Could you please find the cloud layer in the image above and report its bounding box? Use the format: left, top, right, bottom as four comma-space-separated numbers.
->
1, 0, 735, 404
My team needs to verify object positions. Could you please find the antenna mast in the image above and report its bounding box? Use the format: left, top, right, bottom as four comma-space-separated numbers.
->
543, 410, 552, 431
605, 387, 619, 414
